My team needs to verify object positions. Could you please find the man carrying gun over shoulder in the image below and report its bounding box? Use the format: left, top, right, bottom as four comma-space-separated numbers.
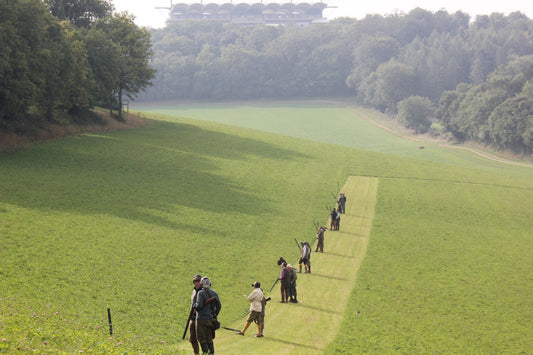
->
338, 193, 346, 214
194, 277, 222, 355
315, 226, 325, 253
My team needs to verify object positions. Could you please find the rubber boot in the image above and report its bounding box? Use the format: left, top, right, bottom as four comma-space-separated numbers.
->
207, 342, 215, 354
200, 342, 209, 354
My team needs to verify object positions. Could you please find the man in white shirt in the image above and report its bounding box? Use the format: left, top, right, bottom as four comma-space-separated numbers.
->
236, 281, 264, 337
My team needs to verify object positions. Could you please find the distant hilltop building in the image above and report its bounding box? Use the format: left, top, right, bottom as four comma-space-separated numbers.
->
164, 2, 331, 26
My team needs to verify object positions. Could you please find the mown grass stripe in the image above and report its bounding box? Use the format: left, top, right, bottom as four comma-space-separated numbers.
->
211, 176, 378, 354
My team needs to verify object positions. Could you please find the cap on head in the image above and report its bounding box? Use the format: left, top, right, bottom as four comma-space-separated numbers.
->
200, 276, 211, 288
252, 281, 261, 288
192, 274, 202, 282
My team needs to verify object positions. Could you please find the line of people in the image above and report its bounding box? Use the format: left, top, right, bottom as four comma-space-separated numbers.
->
186, 193, 347, 354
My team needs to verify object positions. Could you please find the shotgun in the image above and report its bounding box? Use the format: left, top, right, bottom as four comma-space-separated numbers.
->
182, 304, 195, 339
294, 238, 301, 251
269, 278, 279, 292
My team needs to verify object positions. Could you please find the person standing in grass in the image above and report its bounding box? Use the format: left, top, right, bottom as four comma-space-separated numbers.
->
189, 274, 203, 355
236, 281, 264, 337
259, 288, 268, 336
287, 264, 298, 303
315, 226, 325, 253
330, 208, 337, 230
278, 262, 290, 303
335, 208, 341, 231
337, 193, 346, 214
194, 277, 221, 355
299, 241, 311, 273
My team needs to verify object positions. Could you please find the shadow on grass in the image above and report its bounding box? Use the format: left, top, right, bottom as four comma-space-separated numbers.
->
292, 301, 341, 315
306, 272, 347, 281
320, 251, 356, 259
0, 119, 311, 231
333, 231, 369, 238
261, 335, 323, 351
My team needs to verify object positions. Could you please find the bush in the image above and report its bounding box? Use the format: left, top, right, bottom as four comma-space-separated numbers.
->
397, 95, 434, 133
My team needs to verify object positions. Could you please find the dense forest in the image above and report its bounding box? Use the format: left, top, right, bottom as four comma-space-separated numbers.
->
142, 9, 533, 154
1, 2, 532, 154
0, 0, 154, 129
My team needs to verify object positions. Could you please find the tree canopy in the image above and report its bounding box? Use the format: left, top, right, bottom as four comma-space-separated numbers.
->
0, 0, 154, 129
47, 0, 113, 29
2, 3, 532, 154
140, 8, 533, 154
436, 55, 533, 153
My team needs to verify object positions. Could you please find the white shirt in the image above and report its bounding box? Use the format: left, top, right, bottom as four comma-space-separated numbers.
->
248, 288, 264, 312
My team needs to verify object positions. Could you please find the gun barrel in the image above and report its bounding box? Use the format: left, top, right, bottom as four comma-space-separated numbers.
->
205, 296, 217, 304
182, 305, 194, 339
269, 278, 279, 292
294, 238, 302, 251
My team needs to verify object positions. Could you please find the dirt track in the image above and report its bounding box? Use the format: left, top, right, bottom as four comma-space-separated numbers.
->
356, 107, 533, 169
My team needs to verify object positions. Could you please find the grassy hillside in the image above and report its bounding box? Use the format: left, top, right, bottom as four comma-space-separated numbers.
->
327, 177, 532, 353
1, 104, 532, 353
133, 101, 533, 175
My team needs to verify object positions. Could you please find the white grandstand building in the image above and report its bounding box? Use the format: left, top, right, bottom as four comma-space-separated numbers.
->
164, 1, 331, 25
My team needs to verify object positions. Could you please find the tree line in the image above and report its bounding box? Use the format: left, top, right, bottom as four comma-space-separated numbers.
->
143, 9, 533, 154
0, 0, 154, 130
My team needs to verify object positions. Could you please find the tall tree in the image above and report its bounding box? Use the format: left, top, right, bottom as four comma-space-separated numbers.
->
88, 13, 155, 118
346, 35, 400, 97
47, 0, 113, 29
373, 60, 416, 112
488, 95, 533, 153
1, 0, 82, 126
397, 95, 434, 133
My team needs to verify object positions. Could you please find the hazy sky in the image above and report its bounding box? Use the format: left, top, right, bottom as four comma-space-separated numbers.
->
111, 0, 533, 29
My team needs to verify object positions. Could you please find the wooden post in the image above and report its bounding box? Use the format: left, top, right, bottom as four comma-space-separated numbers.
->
107, 308, 113, 336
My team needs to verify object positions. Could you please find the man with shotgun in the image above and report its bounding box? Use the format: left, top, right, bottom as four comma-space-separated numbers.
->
277, 261, 290, 303
194, 277, 222, 355
338, 193, 346, 214
183, 274, 203, 354
235, 281, 265, 337
299, 241, 311, 273
315, 226, 325, 253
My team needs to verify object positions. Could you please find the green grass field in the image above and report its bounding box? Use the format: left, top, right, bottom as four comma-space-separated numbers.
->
1, 102, 532, 353
133, 100, 533, 175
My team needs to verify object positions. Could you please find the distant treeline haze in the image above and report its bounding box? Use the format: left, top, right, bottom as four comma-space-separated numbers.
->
143, 9, 533, 154
1, 2, 532, 154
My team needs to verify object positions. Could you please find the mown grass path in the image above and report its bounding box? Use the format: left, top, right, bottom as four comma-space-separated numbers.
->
207, 176, 378, 354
